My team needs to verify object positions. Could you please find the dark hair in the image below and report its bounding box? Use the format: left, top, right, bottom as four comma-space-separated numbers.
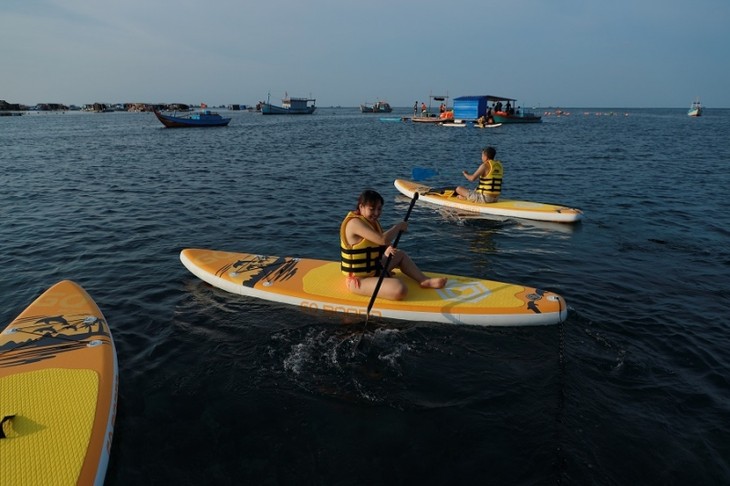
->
483, 146, 496, 159
356, 189, 384, 211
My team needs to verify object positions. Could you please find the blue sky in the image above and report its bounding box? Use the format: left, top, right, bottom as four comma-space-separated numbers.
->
2, 0, 728, 108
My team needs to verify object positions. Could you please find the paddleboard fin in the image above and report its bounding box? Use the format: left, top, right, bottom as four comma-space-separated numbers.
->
0, 415, 16, 439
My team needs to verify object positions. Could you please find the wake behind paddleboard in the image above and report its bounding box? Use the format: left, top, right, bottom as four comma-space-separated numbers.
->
180, 248, 567, 326
394, 179, 583, 223
0, 280, 118, 486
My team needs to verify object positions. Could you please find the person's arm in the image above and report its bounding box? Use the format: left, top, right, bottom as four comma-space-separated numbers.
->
347, 218, 403, 247
382, 222, 407, 244
462, 162, 487, 182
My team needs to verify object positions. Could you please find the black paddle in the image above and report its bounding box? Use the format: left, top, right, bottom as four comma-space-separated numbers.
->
353, 192, 419, 353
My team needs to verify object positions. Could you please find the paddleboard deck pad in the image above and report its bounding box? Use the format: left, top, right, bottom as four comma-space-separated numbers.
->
0, 280, 118, 486
180, 248, 567, 326
395, 178, 583, 223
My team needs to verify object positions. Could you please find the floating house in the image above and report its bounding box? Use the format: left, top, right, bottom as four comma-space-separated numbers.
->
453, 96, 493, 120
453, 95, 541, 123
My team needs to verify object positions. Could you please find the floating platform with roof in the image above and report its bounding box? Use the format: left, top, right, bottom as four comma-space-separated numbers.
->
453, 95, 541, 123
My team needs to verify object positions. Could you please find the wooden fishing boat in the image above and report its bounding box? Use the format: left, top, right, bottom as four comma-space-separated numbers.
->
153, 109, 231, 128
412, 93, 451, 123
261, 94, 316, 115
360, 101, 393, 113
411, 115, 445, 124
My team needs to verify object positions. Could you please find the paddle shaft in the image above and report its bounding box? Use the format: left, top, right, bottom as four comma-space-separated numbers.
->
365, 192, 419, 318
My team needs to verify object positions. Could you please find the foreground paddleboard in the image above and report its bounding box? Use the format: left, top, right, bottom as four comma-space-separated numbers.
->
0, 280, 118, 486
180, 248, 567, 326
395, 178, 583, 223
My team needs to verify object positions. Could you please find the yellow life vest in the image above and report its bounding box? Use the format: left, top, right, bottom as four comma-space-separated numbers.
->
477, 159, 503, 195
340, 211, 385, 277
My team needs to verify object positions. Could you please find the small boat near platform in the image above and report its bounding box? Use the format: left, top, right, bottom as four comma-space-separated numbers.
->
491, 108, 542, 124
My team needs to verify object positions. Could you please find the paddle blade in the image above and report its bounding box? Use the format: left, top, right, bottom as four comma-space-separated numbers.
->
412, 167, 439, 181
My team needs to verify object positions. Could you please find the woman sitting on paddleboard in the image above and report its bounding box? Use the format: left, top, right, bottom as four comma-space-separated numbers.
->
456, 146, 503, 203
340, 189, 447, 300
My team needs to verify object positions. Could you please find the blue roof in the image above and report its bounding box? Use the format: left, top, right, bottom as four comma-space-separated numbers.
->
454, 95, 516, 102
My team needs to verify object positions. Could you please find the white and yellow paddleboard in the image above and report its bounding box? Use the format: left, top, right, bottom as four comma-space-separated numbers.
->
181, 248, 567, 326
395, 178, 584, 223
0, 280, 118, 486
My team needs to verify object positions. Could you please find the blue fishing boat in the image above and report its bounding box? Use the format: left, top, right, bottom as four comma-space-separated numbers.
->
261, 94, 316, 115
154, 108, 231, 128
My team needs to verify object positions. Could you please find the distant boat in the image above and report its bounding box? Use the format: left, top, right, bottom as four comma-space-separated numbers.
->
360, 101, 393, 113
261, 94, 316, 115
154, 109, 231, 128
688, 98, 702, 117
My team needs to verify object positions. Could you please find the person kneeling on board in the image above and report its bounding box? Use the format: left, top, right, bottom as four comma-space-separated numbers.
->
340, 189, 447, 300
456, 146, 503, 203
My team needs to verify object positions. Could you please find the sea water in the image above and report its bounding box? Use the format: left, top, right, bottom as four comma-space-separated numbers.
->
1, 108, 729, 485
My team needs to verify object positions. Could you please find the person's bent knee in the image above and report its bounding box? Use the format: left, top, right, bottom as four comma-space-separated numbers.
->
382, 280, 408, 301
392, 284, 408, 301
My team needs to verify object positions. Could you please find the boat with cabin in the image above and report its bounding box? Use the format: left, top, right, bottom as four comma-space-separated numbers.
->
153, 106, 231, 128
688, 98, 702, 117
360, 100, 393, 113
261, 93, 316, 115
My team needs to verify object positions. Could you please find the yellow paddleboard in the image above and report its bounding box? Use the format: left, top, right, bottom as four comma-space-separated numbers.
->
395, 178, 584, 223
0, 281, 118, 486
181, 248, 567, 326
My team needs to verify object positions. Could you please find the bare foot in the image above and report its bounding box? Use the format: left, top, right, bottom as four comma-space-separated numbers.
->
420, 277, 448, 289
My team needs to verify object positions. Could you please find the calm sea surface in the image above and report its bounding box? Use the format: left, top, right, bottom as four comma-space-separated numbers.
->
2, 108, 729, 485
